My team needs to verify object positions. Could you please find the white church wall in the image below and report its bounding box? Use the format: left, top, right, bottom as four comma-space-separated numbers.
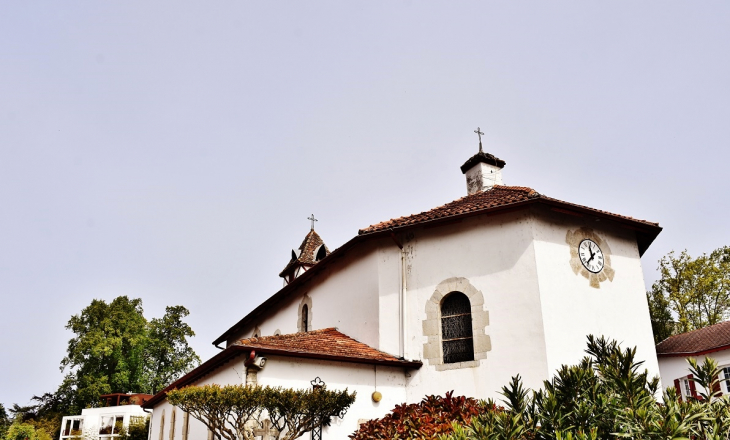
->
148, 353, 406, 440
226, 242, 383, 349
395, 210, 551, 402
530, 208, 661, 382
148, 355, 246, 440
376, 243, 403, 358
258, 355, 407, 438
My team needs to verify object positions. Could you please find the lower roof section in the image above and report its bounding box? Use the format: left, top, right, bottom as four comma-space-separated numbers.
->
143, 328, 421, 408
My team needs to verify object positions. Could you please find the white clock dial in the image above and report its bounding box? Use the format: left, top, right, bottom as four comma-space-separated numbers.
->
578, 239, 604, 273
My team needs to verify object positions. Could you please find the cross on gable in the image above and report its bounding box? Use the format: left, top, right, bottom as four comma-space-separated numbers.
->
308, 214, 318, 231
474, 127, 484, 153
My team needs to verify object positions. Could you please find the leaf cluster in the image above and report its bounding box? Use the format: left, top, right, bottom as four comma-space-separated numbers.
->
437, 335, 730, 440
648, 247, 730, 342
60, 296, 200, 412
167, 383, 355, 440
349, 391, 486, 439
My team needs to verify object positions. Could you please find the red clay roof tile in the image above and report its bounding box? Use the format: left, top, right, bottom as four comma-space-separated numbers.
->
234, 328, 403, 363
656, 320, 730, 356
279, 229, 330, 277
359, 185, 658, 235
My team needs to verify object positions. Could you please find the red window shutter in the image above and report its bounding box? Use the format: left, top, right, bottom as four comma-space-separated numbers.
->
688, 374, 698, 399
713, 375, 722, 394
674, 379, 682, 401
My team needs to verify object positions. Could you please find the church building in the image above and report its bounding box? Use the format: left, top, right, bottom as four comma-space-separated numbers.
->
143, 139, 662, 439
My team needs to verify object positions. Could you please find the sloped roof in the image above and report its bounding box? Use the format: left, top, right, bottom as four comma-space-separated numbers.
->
214, 185, 661, 347
656, 321, 730, 357
359, 185, 659, 235
143, 328, 421, 408
233, 328, 418, 365
279, 229, 330, 277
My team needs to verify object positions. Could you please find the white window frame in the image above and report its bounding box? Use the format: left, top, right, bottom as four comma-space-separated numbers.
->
60, 417, 84, 439
98, 414, 125, 440
682, 377, 693, 400
721, 366, 730, 394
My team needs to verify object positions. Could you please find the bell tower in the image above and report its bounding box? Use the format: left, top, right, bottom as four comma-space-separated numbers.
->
460, 127, 506, 195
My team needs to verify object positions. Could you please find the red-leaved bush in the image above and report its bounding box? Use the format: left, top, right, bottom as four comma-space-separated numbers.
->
349, 391, 497, 439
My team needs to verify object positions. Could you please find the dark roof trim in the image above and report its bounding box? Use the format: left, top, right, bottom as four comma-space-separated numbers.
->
214, 195, 661, 346
460, 151, 506, 173
246, 346, 423, 369
143, 344, 421, 408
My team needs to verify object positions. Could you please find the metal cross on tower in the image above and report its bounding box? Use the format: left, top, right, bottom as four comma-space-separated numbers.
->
308, 214, 318, 231
474, 127, 484, 153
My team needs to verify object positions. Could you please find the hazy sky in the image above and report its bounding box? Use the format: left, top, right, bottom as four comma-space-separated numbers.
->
2, 1, 729, 409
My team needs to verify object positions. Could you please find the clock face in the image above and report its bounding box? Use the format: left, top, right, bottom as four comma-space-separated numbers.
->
579, 239, 604, 273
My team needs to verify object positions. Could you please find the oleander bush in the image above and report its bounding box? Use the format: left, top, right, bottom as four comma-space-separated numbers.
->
353, 336, 730, 440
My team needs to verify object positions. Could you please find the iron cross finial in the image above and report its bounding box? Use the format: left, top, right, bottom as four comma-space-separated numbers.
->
308, 214, 318, 231
474, 127, 484, 153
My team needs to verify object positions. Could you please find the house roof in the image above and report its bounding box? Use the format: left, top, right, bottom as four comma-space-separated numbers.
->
143, 328, 421, 408
279, 229, 330, 277
656, 321, 730, 357
214, 185, 661, 346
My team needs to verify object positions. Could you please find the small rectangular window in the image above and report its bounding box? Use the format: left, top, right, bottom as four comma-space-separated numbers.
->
722, 366, 730, 394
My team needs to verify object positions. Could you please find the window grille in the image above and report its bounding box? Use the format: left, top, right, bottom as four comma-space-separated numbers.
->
441, 292, 474, 364
683, 378, 692, 398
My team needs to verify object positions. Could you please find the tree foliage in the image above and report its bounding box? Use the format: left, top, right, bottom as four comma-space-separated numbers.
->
649, 247, 730, 341
3, 422, 52, 440
167, 383, 356, 440
0, 404, 9, 439
433, 335, 730, 440
60, 296, 200, 412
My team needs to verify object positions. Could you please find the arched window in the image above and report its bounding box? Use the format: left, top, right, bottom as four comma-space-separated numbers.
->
441, 292, 474, 364
302, 304, 309, 332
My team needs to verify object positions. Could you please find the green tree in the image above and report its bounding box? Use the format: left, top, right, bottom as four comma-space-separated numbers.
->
646, 288, 674, 344
167, 384, 356, 440
4, 422, 52, 440
649, 247, 730, 338
145, 306, 199, 394
59, 296, 200, 411
0, 403, 9, 439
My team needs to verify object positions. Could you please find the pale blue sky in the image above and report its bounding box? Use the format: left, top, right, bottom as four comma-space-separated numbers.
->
2, 1, 729, 408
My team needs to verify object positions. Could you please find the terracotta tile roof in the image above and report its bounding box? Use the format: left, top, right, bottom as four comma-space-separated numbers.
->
279, 229, 330, 277
233, 328, 409, 364
359, 185, 659, 235
143, 328, 421, 408
656, 321, 730, 356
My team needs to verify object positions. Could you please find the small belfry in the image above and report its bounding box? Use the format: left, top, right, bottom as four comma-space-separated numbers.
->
279, 214, 330, 285
461, 127, 506, 195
